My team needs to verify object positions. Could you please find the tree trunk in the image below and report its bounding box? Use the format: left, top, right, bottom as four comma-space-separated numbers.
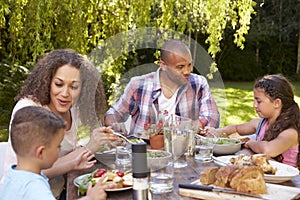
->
297, 33, 300, 74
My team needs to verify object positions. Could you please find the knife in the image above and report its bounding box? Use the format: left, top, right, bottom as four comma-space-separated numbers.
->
178, 184, 272, 200
212, 156, 231, 166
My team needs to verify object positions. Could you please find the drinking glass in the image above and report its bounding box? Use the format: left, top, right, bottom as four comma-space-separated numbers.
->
186, 128, 196, 156
115, 146, 132, 169
163, 115, 192, 168
148, 150, 174, 194
194, 134, 217, 162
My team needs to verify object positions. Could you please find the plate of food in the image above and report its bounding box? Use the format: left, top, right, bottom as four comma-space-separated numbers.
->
74, 168, 133, 194
213, 154, 299, 183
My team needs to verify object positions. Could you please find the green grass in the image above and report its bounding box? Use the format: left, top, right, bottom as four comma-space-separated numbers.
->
1, 81, 299, 141
213, 81, 300, 127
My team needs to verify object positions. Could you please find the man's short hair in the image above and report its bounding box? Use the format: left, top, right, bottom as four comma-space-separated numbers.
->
10, 106, 66, 155
160, 39, 191, 62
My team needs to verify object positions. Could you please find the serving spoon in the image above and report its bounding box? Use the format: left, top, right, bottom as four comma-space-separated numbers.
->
112, 131, 145, 144
112, 131, 135, 144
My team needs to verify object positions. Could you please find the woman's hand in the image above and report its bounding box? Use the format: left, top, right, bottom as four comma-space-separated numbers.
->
44, 147, 96, 178
86, 127, 119, 153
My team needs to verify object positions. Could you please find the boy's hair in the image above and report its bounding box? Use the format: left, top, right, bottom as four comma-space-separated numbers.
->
11, 106, 66, 156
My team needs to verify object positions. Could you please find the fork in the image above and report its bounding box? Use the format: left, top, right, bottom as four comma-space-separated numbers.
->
112, 131, 134, 144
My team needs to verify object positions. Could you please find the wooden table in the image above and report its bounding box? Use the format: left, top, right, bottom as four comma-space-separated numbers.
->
66, 148, 300, 200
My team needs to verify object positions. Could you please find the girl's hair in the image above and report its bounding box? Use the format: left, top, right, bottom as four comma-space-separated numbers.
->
15, 49, 107, 127
255, 74, 300, 166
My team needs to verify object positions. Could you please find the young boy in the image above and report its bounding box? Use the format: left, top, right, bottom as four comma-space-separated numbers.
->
0, 106, 115, 200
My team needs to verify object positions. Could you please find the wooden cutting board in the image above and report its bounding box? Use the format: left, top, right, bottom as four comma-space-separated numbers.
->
179, 180, 300, 200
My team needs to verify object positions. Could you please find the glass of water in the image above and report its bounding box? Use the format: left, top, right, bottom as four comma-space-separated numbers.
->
148, 150, 174, 194
163, 114, 192, 168
194, 134, 217, 162
115, 146, 132, 169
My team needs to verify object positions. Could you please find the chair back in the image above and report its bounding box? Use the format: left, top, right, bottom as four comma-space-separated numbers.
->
0, 142, 8, 179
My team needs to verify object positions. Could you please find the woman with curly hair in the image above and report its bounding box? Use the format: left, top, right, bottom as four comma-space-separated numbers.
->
206, 74, 300, 168
1, 49, 119, 198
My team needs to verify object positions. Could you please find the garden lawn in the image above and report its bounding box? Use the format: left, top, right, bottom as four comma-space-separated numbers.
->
216, 81, 300, 127
1, 81, 300, 142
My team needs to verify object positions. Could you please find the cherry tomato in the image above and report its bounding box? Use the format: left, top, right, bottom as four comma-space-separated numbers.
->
116, 171, 124, 177
93, 168, 107, 178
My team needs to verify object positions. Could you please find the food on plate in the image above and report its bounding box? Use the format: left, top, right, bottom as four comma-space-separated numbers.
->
200, 165, 267, 194
77, 168, 133, 195
229, 154, 277, 174
239, 137, 250, 143
222, 132, 251, 143
112, 176, 124, 188
122, 173, 133, 187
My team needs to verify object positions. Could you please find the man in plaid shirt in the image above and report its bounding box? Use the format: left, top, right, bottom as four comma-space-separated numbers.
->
105, 39, 219, 135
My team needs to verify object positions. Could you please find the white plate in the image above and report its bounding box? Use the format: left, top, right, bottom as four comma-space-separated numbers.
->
213, 155, 299, 183
74, 174, 133, 192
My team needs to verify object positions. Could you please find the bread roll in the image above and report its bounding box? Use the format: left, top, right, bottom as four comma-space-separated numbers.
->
200, 167, 219, 185
200, 165, 267, 194
230, 166, 266, 194
215, 165, 240, 188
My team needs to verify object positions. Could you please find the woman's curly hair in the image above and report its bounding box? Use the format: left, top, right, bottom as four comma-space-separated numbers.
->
15, 49, 107, 128
255, 74, 300, 166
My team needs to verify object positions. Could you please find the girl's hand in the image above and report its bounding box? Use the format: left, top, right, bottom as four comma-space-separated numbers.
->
204, 127, 222, 137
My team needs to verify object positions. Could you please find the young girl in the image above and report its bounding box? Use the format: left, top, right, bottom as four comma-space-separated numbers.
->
208, 74, 300, 167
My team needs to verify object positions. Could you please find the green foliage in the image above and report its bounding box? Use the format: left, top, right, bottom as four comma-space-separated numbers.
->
0, 0, 258, 141
0, 62, 28, 129
203, 0, 256, 58
0, 128, 8, 142
0, 0, 256, 62
218, 0, 299, 81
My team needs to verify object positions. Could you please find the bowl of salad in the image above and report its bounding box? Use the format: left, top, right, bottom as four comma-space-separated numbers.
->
213, 138, 242, 155
147, 149, 172, 169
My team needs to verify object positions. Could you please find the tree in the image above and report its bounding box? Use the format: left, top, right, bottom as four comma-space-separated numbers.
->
0, 0, 256, 63
0, 0, 257, 132
249, 0, 300, 75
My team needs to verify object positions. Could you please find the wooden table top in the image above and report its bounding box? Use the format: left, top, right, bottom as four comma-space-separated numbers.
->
66, 148, 300, 200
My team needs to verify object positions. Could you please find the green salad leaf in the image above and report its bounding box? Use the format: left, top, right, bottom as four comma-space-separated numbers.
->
76, 169, 98, 196
215, 138, 239, 145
